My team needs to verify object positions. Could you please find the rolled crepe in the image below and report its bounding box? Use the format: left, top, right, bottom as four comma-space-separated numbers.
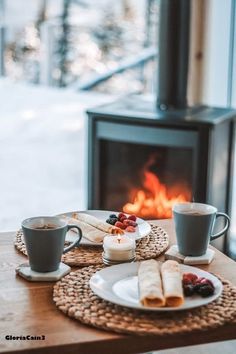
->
138, 260, 165, 307
63, 216, 109, 243
75, 212, 124, 235
161, 260, 184, 307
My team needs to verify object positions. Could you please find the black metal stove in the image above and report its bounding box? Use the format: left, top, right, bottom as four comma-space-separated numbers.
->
86, 0, 236, 253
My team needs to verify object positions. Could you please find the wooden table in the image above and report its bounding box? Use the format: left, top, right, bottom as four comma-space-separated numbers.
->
0, 219, 236, 354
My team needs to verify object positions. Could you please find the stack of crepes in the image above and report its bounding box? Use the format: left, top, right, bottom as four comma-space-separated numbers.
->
62, 213, 124, 243
138, 259, 184, 307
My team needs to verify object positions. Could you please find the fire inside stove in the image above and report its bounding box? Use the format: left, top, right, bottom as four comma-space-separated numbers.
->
123, 170, 191, 219
100, 141, 193, 220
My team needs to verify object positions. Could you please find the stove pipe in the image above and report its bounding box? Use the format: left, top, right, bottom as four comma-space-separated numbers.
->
157, 0, 205, 110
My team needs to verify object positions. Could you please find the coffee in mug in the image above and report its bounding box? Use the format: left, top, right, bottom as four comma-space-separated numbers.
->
33, 224, 57, 230
173, 202, 230, 256
181, 210, 204, 216
22, 216, 82, 272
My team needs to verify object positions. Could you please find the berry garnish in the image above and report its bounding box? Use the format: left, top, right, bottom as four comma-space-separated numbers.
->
183, 284, 195, 296
197, 284, 214, 297
128, 214, 137, 221
199, 278, 214, 288
194, 277, 205, 283
123, 219, 131, 226
109, 214, 117, 219
122, 219, 136, 227
118, 212, 126, 220
106, 218, 117, 225
193, 283, 201, 292
183, 273, 198, 284
128, 220, 137, 227
119, 216, 127, 223
182, 273, 215, 298
115, 221, 126, 229
126, 225, 136, 232
182, 278, 193, 286
107, 212, 138, 232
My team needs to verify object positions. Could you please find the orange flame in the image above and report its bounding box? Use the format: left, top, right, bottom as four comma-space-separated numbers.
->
123, 171, 191, 219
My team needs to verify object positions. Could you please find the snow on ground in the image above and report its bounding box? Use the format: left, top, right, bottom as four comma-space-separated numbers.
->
0, 78, 115, 230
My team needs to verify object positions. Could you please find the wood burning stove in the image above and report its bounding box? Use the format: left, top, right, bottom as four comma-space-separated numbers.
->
86, 0, 236, 252
87, 98, 235, 251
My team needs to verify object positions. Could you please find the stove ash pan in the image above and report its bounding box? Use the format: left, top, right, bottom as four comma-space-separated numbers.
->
87, 96, 236, 252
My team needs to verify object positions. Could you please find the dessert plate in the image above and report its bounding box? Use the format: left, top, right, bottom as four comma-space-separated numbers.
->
90, 262, 223, 311
59, 210, 151, 246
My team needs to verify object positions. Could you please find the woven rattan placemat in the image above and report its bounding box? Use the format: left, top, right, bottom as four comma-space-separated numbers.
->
14, 224, 169, 267
53, 265, 236, 336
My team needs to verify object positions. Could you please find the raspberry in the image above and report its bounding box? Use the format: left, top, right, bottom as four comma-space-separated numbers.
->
200, 278, 214, 288
119, 216, 127, 223
123, 219, 131, 226
195, 277, 205, 284
128, 220, 137, 227
183, 273, 198, 284
194, 280, 213, 294
122, 219, 136, 227
118, 212, 126, 220
128, 214, 137, 221
115, 221, 126, 229
126, 226, 136, 232
182, 278, 192, 286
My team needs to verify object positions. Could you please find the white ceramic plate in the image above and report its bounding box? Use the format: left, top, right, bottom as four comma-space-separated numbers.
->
59, 210, 151, 246
90, 262, 223, 311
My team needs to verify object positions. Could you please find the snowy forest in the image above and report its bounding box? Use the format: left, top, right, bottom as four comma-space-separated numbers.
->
0, 0, 159, 94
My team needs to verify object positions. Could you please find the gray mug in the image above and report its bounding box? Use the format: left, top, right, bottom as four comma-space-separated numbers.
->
173, 202, 230, 256
22, 216, 82, 272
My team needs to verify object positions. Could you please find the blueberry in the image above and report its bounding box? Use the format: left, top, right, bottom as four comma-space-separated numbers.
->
109, 214, 117, 219
106, 218, 117, 225
198, 285, 214, 297
194, 283, 202, 294
183, 284, 195, 296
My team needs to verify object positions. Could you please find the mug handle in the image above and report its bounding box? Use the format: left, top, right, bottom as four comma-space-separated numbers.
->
210, 212, 230, 241
63, 224, 82, 254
